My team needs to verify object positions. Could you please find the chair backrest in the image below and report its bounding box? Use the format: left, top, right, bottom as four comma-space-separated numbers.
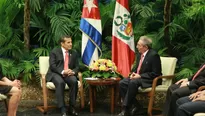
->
160, 57, 177, 86
39, 56, 49, 75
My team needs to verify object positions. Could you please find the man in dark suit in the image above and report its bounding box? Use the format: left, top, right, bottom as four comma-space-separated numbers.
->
118, 36, 162, 116
46, 35, 79, 116
176, 90, 205, 116
163, 65, 205, 116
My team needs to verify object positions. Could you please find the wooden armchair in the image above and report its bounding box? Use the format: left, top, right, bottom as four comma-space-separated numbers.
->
0, 93, 8, 111
138, 57, 177, 116
197, 86, 205, 91
36, 56, 85, 113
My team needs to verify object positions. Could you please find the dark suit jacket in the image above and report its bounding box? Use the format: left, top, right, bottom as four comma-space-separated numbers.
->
188, 69, 205, 90
46, 47, 79, 82
131, 49, 162, 88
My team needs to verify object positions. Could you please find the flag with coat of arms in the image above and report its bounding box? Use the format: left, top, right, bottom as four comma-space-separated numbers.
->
112, 0, 135, 77
80, 0, 102, 66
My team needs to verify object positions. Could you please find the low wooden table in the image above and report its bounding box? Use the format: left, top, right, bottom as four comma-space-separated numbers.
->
86, 77, 121, 114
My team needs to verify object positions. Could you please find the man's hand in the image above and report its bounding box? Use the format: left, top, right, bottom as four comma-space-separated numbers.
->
175, 78, 188, 85
63, 69, 75, 76
189, 91, 202, 100
192, 94, 205, 101
130, 72, 141, 79
11, 80, 21, 89
179, 81, 188, 88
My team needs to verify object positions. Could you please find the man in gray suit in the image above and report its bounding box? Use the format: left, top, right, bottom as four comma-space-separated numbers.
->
46, 35, 79, 116
118, 36, 162, 116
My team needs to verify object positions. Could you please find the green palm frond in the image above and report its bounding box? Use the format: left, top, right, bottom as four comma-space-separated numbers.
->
172, 0, 192, 5
30, 13, 54, 46
0, 34, 8, 46
183, 47, 205, 65
30, 0, 46, 12
175, 68, 194, 80
19, 60, 36, 73
99, 1, 115, 29
18, 60, 38, 83
0, 58, 19, 79
33, 47, 50, 57
0, 38, 24, 60
132, 2, 155, 18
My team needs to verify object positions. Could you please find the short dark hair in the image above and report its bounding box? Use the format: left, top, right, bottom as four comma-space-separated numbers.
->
59, 35, 72, 44
139, 36, 152, 49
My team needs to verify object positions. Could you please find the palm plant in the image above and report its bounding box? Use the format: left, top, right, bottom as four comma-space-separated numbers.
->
0, 0, 23, 79
168, 0, 205, 79
30, 0, 83, 55
0, 0, 38, 83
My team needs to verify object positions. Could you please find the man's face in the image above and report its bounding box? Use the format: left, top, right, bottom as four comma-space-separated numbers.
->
136, 40, 147, 54
61, 37, 72, 51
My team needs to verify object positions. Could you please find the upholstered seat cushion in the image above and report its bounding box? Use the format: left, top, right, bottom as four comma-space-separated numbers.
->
138, 84, 170, 92
0, 93, 7, 101
194, 113, 205, 116
46, 81, 81, 90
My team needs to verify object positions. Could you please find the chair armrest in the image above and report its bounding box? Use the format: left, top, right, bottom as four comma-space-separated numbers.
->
152, 75, 175, 89
78, 72, 83, 87
78, 72, 85, 108
41, 74, 46, 88
197, 86, 205, 91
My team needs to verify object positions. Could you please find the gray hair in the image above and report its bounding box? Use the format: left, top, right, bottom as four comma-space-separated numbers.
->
139, 36, 152, 49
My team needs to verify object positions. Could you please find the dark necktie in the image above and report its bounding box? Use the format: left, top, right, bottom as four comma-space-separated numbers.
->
192, 64, 205, 80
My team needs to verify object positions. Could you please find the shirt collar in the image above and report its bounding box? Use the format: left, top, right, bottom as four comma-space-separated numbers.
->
61, 47, 67, 53
142, 49, 149, 57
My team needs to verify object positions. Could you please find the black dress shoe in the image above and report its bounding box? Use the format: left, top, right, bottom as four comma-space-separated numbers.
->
131, 105, 143, 116
69, 107, 78, 116
118, 109, 131, 116
61, 112, 68, 116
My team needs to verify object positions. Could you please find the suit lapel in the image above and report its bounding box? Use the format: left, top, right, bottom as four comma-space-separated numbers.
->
59, 48, 64, 60
140, 50, 151, 72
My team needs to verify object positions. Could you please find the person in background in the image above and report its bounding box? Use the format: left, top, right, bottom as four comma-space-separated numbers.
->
46, 35, 79, 116
118, 36, 162, 116
176, 90, 205, 116
162, 64, 205, 116
0, 73, 21, 116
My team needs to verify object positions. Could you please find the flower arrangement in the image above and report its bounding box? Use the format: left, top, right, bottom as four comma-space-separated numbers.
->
85, 59, 118, 79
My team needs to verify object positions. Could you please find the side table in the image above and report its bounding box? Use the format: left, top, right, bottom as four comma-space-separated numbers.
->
85, 77, 121, 114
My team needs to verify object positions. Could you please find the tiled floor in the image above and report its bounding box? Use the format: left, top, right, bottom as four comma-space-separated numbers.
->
0, 100, 161, 116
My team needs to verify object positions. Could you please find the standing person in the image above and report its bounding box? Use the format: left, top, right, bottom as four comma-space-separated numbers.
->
176, 90, 205, 116
0, 73, 21, 116
46, 35, 79, 116
118, 36, 162, 116
162, 64, 205, 116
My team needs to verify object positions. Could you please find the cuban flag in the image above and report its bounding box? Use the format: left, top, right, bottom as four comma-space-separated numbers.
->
80, 0, 102, 66
112, 0, 135, 77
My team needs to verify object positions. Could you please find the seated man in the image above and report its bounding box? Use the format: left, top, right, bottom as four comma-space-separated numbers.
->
118, 36, 162, 116
163, 64, 205, 116
176, 90, 205, 116
46, 35, 79, 116
0, 73, 21, 116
